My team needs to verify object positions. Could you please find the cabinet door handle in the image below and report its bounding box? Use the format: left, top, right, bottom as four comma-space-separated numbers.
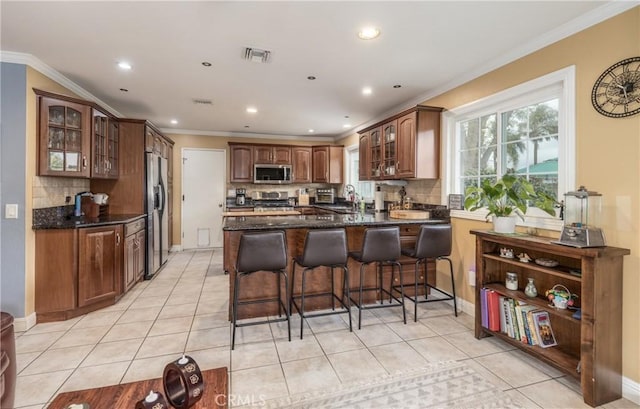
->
116, 233, 121, 246
82, 156, 87, 169
396, 162, 399, 169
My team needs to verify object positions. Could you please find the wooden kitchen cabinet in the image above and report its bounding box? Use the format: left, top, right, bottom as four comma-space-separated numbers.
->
229, 143, 254, 183
124, 219, 146, 293
78, 225, 122, 307
359, 106, 443, 180
358, 132, 370, 180
312, 145, 343, 183
292, 146, 312, 183
91, 109, 119, 179
253, 145, 291, 164
35, 224, 128, 322
37, 94, 91, 177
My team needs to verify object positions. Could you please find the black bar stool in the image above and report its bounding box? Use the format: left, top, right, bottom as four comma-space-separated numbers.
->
349, 226, 406, 329
232, 230, 290, 350
290, 228, 351, 339
396, 224, 457, 321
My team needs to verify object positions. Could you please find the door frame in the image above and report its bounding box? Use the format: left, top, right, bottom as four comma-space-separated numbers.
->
180, 147, 227, 250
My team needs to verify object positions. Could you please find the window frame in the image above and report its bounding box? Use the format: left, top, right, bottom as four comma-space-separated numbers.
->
345, 143, 375, 201
442, 66, 576, 231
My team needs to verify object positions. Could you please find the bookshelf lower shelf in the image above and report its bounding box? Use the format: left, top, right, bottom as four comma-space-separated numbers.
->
479, 327, 580, 379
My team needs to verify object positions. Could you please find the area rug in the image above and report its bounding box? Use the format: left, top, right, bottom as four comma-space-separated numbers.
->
259, 361, 518, 409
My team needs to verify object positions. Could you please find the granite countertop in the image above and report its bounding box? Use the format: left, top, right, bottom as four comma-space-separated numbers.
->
223, 212, 448, 231
33, 213, 146, 230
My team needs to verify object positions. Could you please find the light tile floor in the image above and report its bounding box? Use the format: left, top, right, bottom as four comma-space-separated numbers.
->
13, 249, 638, 408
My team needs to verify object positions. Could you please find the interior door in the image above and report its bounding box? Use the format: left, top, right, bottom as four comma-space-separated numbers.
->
182, 148, 226, 249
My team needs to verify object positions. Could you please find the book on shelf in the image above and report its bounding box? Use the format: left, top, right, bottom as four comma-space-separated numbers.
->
481, 288, 489, 329
532, 310, 557, 348
487, 290, 501, 332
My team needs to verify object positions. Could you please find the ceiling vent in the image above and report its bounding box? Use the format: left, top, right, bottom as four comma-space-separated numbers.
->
192, 98, 213, 105
243, 47, 271, 63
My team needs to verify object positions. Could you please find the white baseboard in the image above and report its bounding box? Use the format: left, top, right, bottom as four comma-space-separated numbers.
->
623, 376, 640, 405
456, 297, 475, 316
170, 245, 183, 252
13, 312, 36, 332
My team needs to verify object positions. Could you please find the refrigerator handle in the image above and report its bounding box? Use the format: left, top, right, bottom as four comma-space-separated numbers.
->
158, 180, 166, 213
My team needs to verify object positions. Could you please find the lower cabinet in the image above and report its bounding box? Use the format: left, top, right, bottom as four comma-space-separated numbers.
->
78, 226, 122, 307
35, 219, 145, 323
124, 219, 146, 293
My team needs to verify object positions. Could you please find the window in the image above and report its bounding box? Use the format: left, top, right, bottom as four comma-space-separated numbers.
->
346, 145, 374, 200
444, 66, 575, 230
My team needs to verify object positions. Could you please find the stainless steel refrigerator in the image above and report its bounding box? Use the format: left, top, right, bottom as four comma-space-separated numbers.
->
146, 152, 169, 278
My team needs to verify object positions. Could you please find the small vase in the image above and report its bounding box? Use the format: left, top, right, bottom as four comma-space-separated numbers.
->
524, 278, 538, 298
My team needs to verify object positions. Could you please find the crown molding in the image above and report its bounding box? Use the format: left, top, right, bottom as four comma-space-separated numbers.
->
341, 1, 639, 139
160, 127, 335, 142
0, 50, 123, 118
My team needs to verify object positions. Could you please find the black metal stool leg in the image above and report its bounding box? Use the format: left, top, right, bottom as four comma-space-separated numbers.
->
331, 267, 336, 311
358, 263, 365, 330
232, 273, 241, 350
277, 270, 282, 317
289, 261, 297, 316
414, 259, 420, 322
343, 266, 352, 332
300, 267, 308, 339
397, 261, 406, 324
281, 270, 291, 342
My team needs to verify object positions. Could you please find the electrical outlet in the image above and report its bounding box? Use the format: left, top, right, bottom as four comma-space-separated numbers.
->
5, 204, 18, 219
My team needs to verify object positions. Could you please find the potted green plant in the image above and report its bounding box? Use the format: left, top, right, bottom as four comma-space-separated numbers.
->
464, 173, 557, 233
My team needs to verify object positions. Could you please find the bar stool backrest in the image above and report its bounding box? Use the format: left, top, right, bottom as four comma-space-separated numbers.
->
414, 224, 452, 259
361, 226, 401, 263
237, 230, 287, 273
300, 229, 348, 267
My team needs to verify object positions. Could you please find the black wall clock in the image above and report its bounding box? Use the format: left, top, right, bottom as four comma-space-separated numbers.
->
591, 56, 640, 118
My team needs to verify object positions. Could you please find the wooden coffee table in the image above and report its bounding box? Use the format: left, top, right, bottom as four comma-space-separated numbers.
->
48, 367, 228, 409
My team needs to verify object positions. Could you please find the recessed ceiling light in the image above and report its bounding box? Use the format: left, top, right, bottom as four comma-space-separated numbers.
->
343, 124, 351, 128
119, 88, 128, 92
393, 84, 402, 88
246, 107, 258, 114
118, 61, 132, 70
202, 61, 212, 67
308, 129, 315, 133
307, 76, 316, 80
358, 27, 380, 40
244, 125, 250, 128
362, 87, 373, 95
170, 119, 178, 125
344, 115, 350, 119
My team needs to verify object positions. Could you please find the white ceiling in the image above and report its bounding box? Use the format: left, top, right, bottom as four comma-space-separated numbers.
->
0, 1, 632, 140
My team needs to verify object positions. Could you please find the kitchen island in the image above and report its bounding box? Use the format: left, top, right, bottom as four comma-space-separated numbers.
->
223, 212, 449, 319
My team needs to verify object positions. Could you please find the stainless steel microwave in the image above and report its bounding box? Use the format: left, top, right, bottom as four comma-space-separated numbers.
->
254, 164, 292, 184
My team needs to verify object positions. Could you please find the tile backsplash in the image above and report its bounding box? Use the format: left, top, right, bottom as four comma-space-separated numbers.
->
33, 176, 90, 209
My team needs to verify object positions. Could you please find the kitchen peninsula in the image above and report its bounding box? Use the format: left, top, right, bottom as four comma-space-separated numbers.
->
223, 212, 449, 319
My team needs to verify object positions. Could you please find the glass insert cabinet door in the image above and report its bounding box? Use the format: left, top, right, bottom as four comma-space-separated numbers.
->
38, 97, 91, 177
369, 127, 383, 179
382, 120, 397, 177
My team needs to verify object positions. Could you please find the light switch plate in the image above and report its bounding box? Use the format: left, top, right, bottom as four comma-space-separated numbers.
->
5, 204, 18, 219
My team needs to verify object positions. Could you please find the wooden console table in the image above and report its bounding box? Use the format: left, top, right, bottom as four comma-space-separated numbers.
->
48, 367, 228, 409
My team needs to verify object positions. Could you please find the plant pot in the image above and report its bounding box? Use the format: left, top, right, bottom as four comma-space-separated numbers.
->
493, 216, 517, 234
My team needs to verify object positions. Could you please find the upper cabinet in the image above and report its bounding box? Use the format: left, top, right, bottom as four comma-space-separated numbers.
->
229, 143, 254, 183
359, 106, 443, 180
312, 145, 343, 184
91, 109, 119, 179
292, 146, 312, 184
358, 132, 370, 180
37, 96, 91, 177
253, 145, 291, 165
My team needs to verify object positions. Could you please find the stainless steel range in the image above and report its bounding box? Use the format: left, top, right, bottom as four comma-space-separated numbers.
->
252, 191, 292, 211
